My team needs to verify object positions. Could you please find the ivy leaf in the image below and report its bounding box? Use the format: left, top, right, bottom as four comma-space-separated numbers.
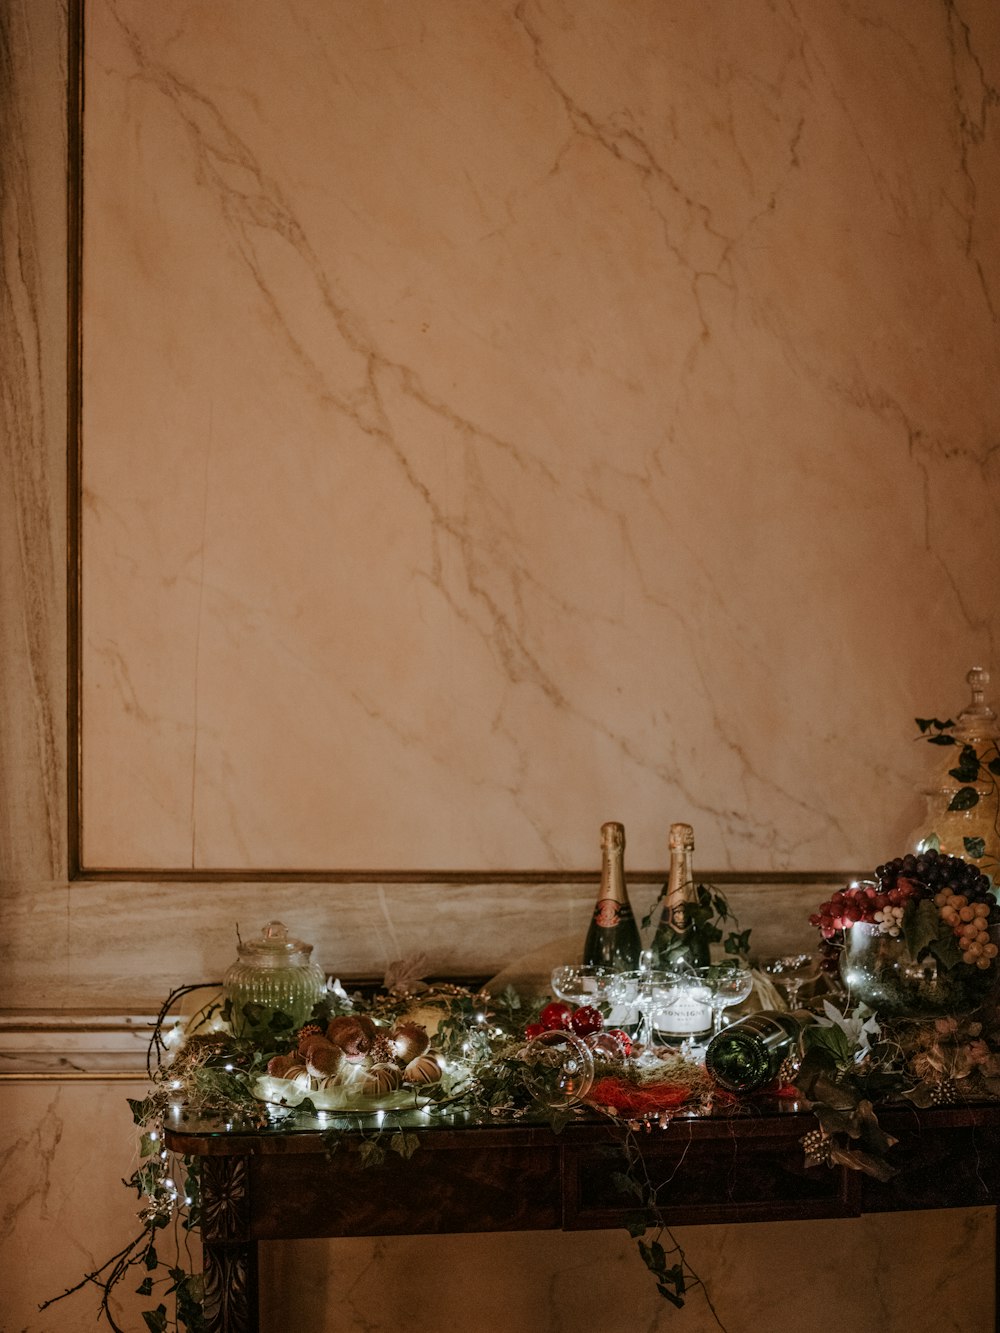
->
949, 746, 981, 783
610, 1171, 644, 1201
827, 1143, 897, 1182
141, 1307, 168, 1333
624, 1212, 649, 1238
948, 786, 980, 811
710, 892, 732, 921
802, 1024, 852, 1067
139, 1132, 159, 1159
663, 1263, 686, 1298
389, 1132, 420, 1160
144, 1245, 159, 1271
724, 929, 752, 957
357, 1140, 385, 1169
916, 718, 955, 733
989, 757, 1000, 777
638, 1239, 667, 1273
135, 1277, 154, 1297
128, 1097, 154, 1125
928, 931, 962, 970
964, 837, 986, 859
927, 735, 957, 747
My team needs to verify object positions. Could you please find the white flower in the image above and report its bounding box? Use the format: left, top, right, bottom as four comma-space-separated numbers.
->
815, 1000, 881, 1062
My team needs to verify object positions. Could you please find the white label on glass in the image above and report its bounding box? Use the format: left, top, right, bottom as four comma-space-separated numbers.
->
653, 991, 712, 1035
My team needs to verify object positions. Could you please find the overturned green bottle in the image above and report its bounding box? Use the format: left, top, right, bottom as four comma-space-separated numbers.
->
583, 822, 641, 971
704, 1009, 816, 1092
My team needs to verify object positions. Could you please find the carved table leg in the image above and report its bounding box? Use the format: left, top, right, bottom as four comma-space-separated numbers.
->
200, 1157, 259, 1333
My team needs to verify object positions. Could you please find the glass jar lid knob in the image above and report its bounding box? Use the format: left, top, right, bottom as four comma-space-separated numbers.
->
237, 920, 314, 963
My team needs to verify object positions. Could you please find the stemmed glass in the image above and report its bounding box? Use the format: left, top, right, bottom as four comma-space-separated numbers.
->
550, 965, 616, 1010
608, 969, 711, 1066
700, 962, 753, 1038
763, 954, 820, 1009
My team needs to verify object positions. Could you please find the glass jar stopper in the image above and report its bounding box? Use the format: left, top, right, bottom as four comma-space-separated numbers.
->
954, 666, 998, 743
236, 920, 315, 967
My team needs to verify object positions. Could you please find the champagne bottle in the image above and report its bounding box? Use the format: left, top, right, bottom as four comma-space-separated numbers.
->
653, 823, 710, 968
583, 822, 641, 970
704, 1009, 816, 1092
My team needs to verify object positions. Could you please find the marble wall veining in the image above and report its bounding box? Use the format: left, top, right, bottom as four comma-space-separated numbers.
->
2, 1, 1000, 1331
78, 0, 1000, 875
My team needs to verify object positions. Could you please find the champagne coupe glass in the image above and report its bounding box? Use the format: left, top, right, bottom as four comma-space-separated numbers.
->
702, 962, 753, 1038
609, 970, 684, 1066
763, 954, 820, 1009
520, 1029, 595, 1109
550, 965, 616, 1011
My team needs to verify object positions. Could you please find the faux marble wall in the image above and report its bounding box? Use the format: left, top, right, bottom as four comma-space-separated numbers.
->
1, 2, 999, 1331
79, 0, 1000, 875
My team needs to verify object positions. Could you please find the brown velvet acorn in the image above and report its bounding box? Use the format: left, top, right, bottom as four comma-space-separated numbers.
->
305, 1041, 343, 1081
326, 1014, 377, 1059
390, 1021, 430, 1063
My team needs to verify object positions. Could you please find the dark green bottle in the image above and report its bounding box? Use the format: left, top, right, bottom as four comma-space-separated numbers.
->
583, 822, 641, 970
651, 823, 710, 969
704, 1009, 816, 1092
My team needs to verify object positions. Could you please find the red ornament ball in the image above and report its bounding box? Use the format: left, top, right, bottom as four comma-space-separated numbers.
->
539, 1001, 573, 1031
570, 1005, 604, 1036
606, 1028, 632, 1057
524, 1022, 546, 1040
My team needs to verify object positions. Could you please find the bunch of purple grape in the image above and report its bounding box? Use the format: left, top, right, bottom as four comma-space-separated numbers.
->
874, 850, 993, 901
810, 849, 997, 972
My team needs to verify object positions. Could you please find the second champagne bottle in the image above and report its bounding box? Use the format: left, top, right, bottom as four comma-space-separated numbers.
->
583, 821, 642, 971
652, 822, 710, 968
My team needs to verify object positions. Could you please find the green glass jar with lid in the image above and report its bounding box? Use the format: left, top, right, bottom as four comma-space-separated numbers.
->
223, 920, 325, 1036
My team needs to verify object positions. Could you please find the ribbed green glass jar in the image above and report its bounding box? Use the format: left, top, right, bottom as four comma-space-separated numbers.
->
223, 921, 325, 1035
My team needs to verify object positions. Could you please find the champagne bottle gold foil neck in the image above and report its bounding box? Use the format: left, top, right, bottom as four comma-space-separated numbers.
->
668, 822, 694, 851
600, 821, 625, 851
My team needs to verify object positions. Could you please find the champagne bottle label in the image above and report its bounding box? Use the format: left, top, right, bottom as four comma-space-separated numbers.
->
666, 902, 688, 932
654, 990, 713, 1037
593, 899, 631, 928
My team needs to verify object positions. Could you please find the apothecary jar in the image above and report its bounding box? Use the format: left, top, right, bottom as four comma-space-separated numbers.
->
223, 920, 325, 1035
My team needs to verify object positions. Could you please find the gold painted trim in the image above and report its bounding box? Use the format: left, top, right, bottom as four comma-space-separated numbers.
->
62, 4, 861, 891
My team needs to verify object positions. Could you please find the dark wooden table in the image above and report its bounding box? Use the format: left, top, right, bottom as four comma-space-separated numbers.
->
165, 1099, 1000, 1333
